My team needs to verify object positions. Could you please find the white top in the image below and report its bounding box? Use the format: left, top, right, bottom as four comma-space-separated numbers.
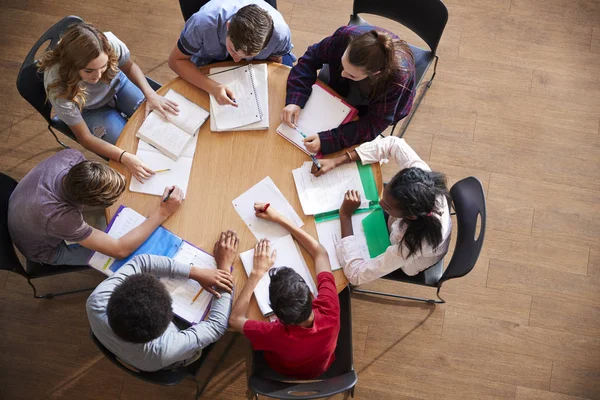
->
335, 137, 452, 285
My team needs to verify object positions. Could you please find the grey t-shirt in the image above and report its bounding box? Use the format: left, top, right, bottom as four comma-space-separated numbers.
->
86, 254, 232, 372
43, 32, 131, 126
7, 149, 93, 263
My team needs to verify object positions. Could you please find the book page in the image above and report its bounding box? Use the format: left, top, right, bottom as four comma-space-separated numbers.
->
315, 212, 372, 271
239, 234, 317, 316
292, 161, 369, 215
137, 112, 192, 160
232, 177, 304, 241
209, 65, 262, 130
164, 89, 210, 134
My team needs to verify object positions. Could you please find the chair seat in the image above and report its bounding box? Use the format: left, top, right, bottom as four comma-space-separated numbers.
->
25, 259, 90, 279
249, 370, 358, 399
382, 258, 444, 287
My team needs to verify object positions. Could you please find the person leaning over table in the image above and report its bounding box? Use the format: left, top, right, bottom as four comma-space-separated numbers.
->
228, 205, 340, 379
7, 149, 184, 266
313, 136, 452, 286
168, 0, 295, 107
38, 22, 179, 183
87, 231, 238, 372
281, 25, 415, 155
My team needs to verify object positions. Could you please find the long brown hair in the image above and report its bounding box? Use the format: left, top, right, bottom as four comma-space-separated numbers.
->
347, 30, 414, 100
38, 23, 119, 109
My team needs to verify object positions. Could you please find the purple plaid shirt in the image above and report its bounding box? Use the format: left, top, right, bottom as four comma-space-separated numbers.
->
286, 25, 416, 154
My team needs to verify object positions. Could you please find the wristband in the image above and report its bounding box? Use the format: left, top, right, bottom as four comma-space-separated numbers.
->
118, 150, 127, 163
345, 151, 353, 163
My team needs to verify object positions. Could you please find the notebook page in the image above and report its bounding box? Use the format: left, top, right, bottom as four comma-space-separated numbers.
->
209, 66, 262, 130
277, 84, 351, 146
137, 112, 191, 159
138, 133, 198, 159
239, 234, 317, 316
232, 177, 304, 241
315, 212, 372, 271
164, 89, 210, 134
292, 162, 368, 215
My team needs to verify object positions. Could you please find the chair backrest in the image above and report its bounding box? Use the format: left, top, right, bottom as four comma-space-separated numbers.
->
89, 330, 188, 386
352, 0, 448, 54
16, 15, 84, 122
179, 0, 277, 22
0, 173, 28, 276
439, 177, 486, 284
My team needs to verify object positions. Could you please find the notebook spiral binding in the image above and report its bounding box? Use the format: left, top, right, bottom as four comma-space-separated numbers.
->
247, 64, 263, 120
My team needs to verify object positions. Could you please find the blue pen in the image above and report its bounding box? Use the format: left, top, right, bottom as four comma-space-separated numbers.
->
294, 126, 322, 170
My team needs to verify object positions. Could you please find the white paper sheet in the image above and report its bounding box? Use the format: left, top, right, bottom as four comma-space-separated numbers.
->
239, 234, 317, 316
292, 161, 369, 215
315, 212, 372, 271
232, 176, 304, 241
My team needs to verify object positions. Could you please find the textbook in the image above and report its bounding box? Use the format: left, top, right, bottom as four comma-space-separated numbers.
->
209, 64, 268, 132
136, 90, 209, 160
277, 82, 358, 155
239, 234, 317, 316
87, 206, 216, 324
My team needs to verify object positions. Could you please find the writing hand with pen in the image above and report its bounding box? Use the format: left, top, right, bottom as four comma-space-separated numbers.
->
281, 104, 323, 168
210, 82, 238, 107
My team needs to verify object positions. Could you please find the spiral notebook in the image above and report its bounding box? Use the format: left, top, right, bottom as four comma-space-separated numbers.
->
209, 64, 268, 131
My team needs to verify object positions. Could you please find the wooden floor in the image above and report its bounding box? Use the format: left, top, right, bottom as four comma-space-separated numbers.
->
1, 0, 599, 399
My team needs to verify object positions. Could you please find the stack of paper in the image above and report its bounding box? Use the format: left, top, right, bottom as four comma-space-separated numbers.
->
239, 234, 317, 316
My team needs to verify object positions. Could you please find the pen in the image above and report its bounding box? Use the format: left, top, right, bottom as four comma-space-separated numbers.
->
293, 126, 322, 171
163, 187, 174, 203
155, 168, 171, 173
259, 203, 270, 213
191, 287, 204, 304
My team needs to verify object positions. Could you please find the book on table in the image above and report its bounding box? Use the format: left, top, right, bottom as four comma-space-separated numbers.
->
87, 206, 216, 325
136, 89, 209, 160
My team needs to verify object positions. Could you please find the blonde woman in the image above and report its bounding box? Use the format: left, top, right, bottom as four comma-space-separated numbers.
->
39, 23, 179, 182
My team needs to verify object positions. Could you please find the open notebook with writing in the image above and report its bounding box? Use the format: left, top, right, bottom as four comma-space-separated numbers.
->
136, 89, 209, 160
277, 82, 358, 155
87, 206, 216, 324
209, 64, 269, 131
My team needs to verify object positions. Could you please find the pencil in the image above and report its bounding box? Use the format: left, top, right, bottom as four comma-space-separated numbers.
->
155, 168, 171, 173
191, 287, 204, 303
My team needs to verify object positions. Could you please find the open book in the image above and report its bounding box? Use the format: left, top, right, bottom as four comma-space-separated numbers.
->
209, 64, 268, 131
136, 90, 209, 160
239, 234, 317, 316
277, 82, 358, 155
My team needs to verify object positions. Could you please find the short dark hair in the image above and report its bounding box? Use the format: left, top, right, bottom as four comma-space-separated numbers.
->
228, 4, 274, 55
107, 274, 173, 343
63, 160, 125, 207
268, 267, 312, 325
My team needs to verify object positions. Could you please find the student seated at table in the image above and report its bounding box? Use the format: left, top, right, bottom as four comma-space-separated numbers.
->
228, 205, 340, 379
38, 22, 179, 183
313, 136, 452, 285
7, 149, 184, 266
281, 25, 415, 155
168, 0, 295, 106
87, 231, 238, 372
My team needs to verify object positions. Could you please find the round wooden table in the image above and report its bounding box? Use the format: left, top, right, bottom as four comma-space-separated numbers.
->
108, 61, 382, 321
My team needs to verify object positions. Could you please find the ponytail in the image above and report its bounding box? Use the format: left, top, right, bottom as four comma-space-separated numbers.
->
387, 167, 450, 258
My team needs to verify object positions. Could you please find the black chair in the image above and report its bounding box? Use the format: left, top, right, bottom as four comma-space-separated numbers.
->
0, 172, 96, 299
16, 16, 162, 149
179, 0, 278, 22
248, 286, 357, 399
319, 0, 448, 137
352, 177, 486, 303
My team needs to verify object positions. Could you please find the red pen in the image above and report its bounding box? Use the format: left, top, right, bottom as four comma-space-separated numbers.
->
260, 203, 270, 213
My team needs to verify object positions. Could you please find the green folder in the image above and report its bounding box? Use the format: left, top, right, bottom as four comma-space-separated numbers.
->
356, 161, 379, 202
361, 207, 392, 258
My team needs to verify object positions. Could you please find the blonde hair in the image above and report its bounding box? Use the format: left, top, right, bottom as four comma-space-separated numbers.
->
38, 23, 119, 110
63, 161, 126, 207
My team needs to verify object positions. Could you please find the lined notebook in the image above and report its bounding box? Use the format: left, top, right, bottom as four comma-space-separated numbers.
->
87, 206, 217, 324
239, 234, 317, 316
136, 90, 209, 160
277, 82, 358, 155
209, 64, 268, 131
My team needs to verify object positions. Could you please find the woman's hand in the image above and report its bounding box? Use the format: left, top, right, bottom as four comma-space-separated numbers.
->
144, 93, 180, 121
254, 202, 284, 224
211, 84, 238, 107
190, 268, 234, 298
121, 152, 155, 183
213, 230, 239, 271
304, 135, 321, 153
311, 158, 337, 177
252, 239, 277, 277
339, 189, 362, 218
280, 104, 301, 128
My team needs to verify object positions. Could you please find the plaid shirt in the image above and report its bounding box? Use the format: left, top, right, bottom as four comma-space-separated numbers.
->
286, 25, 416, 154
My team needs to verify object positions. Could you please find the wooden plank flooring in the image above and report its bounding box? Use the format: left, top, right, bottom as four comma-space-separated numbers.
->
0, 0, 599, 399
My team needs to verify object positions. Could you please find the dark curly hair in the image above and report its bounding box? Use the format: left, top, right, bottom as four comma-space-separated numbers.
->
269, 267, 312, 325
107, 274, 173, 343
387, 167, 451, 258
